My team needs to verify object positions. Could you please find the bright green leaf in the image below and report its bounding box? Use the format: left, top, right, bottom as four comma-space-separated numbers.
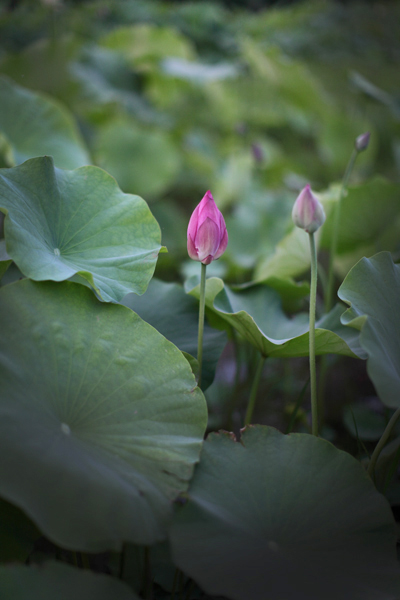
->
170, 426, 400, 600
0, 280, 207, 551
0, 157, 162, 303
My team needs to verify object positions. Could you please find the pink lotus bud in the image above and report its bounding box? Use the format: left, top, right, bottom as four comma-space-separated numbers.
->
292, 184, 326, 234
355, 131, 370, 152
187, 191, 228, 265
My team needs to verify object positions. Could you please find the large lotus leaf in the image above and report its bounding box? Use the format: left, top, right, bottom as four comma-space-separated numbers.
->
338, 252, 400, 409
0, 76, 90, 169
94, 118, 180, 198
0, 562, 139, 600
0, 156, 162, 303
186, 277, 363, 358
170, 426, 400, 600
122, 278, 227, 390
0, 280, 207, 551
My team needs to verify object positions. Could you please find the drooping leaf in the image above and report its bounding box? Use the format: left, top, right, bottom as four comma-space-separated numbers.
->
186, 277, 363, 358
0, 76, 90, 169
0, 562, 140, 600
339, 251, 400, 409
0, 157, 162, 303
122, 278, 227, 390
0, 280, 207, 551
170, 426, 400, 600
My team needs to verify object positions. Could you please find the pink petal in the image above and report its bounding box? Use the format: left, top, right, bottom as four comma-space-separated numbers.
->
195, 217, 220, 262
214, 226, 228, 260
187, 234, 199, 261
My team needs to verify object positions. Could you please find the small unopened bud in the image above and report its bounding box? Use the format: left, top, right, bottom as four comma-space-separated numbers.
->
292, 184, 326, 234
355, 132, 370, 152
187, 191, 228, 265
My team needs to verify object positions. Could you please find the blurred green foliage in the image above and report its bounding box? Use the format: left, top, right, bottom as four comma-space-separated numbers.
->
0, 1, 398, 284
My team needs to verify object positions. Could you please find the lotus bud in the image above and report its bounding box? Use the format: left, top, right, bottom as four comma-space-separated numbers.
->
187, 190, 228, 265
292, 184, 326, 234
355, 131, 370, 152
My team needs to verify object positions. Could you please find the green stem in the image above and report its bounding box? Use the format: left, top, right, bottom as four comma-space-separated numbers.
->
367, 407, 400, 481
309, 232, 318, 437
197, 262, 207, 388
325, 148, 358, 312
244, 354, 265, 426
285, 377, 309, 434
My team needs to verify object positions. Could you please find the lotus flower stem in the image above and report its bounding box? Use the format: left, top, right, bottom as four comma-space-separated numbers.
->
244, 354, 265, 426
309, 232, 319, 437
367, 406, 400, 481
197, 262, 207, 388
326, 132, 370, 312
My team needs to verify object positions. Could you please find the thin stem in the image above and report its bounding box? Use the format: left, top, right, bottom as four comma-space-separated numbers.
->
285, 377, 309, 434
309, 232, 318, 437
325, 148, 358, 312
244, 354, 265, 426
368, 407, 400, 481
197, 262, 207, 388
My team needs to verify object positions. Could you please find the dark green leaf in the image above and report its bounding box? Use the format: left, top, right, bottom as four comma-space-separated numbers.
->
170, 426, 400, 600
0, 280, 207, 551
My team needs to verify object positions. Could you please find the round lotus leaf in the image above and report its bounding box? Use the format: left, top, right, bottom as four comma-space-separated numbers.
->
0, 280, 207, 552
0, 156, 162, 302
0, 562, 139, 600
170, 426, 400, 600
0, 76, 90, 169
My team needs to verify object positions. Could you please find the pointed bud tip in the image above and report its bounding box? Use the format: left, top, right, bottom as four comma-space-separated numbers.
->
187, 191, 228, 263
292, 185, 326, 234
355, 132, 370, 152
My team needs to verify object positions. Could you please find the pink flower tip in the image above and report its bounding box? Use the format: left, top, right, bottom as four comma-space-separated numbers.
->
292, 184, 325, 234
187, 191, 228, 265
